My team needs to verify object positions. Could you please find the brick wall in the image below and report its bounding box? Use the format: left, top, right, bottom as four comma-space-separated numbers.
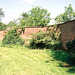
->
0, 20, 75, 49
58, 20, 75, 49
21, 27, 48, 39
0, 31, 5, 41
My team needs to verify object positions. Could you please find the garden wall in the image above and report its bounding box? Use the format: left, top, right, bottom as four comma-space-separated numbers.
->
58, 20, 75, 49
20, 26, 53, 39
0, 20, 75, 49
20, 20, 75, 49
0, 31, 5, 41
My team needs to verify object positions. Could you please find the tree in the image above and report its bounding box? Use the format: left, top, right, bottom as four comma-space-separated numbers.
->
0, 22, 7, 30
0, 8, 5, 30
19, 6, 51, 27
0, 8, 4, 22
19, 12, 29, 27
7, 20, 17, 27
55, 4, 75, 24
29, 6, 50, 26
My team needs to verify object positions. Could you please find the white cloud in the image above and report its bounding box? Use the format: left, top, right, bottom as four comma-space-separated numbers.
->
22, 0, 36, 4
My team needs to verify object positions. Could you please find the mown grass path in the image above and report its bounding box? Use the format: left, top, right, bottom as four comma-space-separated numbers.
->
0, 47, 75, 75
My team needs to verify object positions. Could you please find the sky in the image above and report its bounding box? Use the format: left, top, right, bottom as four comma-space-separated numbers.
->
0, 0, 75, 24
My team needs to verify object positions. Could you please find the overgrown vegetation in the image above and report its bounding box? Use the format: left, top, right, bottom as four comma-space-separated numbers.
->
0, 8, 4, 22
0, 22, 7, 30
66, 38, 75, 57
7, 20, 17, 27
0, 4, 75, 75
2, 28, 24, 46
29, 27, 62, 49
55, 4, 75, 24
19, 6, 50, 27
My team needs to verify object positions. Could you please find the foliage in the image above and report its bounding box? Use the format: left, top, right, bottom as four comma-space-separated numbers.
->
2, 28, 24, 45
19, 6, 51, 27
55, 4, 75, 24
0, 8, 6, 30
0, 8, 4, 22
7, 20, 17, 27
19, 12, 29, 27
29, 30, 62, 49
30, 31, 52, 49
0, 22, 7, 30
66, 38, 75, 57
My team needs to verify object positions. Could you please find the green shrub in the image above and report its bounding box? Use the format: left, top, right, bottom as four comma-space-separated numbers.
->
2, 28, 24, 45
29, 31, 62, 49
66, 38, 75, 57
52, 41, 63, 50
0, 22, 7, 30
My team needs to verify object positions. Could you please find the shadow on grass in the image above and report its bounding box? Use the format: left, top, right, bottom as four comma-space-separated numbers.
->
46, 49, 75, 74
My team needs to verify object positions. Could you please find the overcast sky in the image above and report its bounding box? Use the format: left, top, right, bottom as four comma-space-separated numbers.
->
0, 0, 75, 24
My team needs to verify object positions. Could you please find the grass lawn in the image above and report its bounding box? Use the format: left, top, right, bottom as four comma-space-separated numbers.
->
0, 46, 75, 75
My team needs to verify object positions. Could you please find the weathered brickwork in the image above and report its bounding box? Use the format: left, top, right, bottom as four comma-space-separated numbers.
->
0, 20, 75, 49
58, 20, 75, 49
0, 31, 5, 41
21, 27, 48, 39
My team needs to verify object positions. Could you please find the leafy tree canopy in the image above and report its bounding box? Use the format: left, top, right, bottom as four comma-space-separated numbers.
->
7, 20, 18, 27
0, 22, 7, 30
19, 6, 51, 27
55, 4, 75, 24
0, 8, 4, 22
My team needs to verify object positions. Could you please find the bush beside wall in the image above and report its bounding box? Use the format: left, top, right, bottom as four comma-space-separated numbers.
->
66, 38, 75, 57
2, 28, 24, 45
